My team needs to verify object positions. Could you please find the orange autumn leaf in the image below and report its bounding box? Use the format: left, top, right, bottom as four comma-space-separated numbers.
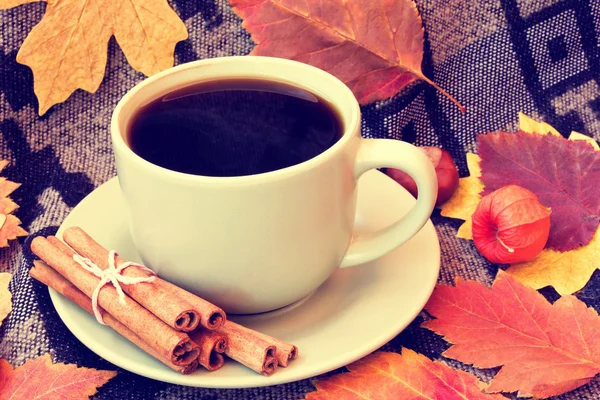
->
0, 197, 18, 215
0, 360, 11, 393
0, 161, 26, 247
0, 0, 37, 7
0, 214, 27, 248
0, 184, 18, 215
0, 162, 20, 215
0, 0, 188, 115
0, 179, 19, 200
230, 0, 462, 110
0, 354, 116, 400
0, 160, 18, 199
423, 271, 600, 398
0, 273, 11, 327
304, 349, 503, 400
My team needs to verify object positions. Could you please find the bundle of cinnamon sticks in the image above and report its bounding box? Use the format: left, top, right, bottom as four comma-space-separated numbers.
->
30, 227, 298, 376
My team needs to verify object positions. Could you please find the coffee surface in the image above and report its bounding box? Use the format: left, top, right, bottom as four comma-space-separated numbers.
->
127, 79, 343, 177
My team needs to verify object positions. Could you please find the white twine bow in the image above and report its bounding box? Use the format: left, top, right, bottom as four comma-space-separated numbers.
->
72, 250, 156, 324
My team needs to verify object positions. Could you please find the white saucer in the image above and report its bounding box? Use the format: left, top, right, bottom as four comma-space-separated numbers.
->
50, 170, 440, 388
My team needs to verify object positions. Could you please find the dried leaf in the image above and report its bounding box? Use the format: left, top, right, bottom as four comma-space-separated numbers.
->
0, 0, 37, 7
506, 227, 600, 294
423, 271, 600, 398
0, 214, 27, 247
508, 116, 600, 292
0, 0, 188, 115
0, 163, 20, 214
0, 161, 27, 247
0, 196, 18, 215
519, 112, 599, 149
441, 116, 600, 248
0, 360, 12, 393
568, 131, 600, 150
230, 0, 462, 110
0, 273, 11, 327
304, 349, 503, 400
0, 354, 116, 400
0, 178, 20, 199
479, 131, 600, 251
439, 153, 482, 239
518, 112, 561, 137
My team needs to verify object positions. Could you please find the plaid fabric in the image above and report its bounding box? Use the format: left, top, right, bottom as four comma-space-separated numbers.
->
1, 0, 600, 398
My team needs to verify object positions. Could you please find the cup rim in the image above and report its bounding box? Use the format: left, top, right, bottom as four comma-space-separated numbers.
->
110, 56, 361, 184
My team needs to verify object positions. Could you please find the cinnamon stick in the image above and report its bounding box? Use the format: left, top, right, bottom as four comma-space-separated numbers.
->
250, 330, 298, 367
217, 321, 278, 376
188, 328, 227, 371
30, 260, 198, 375
31, 236, 199, 367
160, 280, 226, 330
63, 227, 225, 331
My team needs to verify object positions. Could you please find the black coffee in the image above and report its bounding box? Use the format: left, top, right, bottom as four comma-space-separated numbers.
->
127, 79, 343, 177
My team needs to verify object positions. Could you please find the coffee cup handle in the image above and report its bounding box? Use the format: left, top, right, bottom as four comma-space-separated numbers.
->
340, 139, 438, 268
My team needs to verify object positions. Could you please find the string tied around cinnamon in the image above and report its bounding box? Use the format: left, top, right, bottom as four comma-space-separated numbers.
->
72, 250, 156, 324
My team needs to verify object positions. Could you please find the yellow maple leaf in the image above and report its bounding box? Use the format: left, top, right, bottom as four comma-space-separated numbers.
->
520, 112, 599, 149
439, 153, 482, 240
518, 112, 561, 136
0, 0, 188, 115
506, 228, 600, 295
0, 273, 11, 327
568, 131, 600, 150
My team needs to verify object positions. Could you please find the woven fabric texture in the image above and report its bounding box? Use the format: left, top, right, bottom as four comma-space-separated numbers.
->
1, 0, 600, 399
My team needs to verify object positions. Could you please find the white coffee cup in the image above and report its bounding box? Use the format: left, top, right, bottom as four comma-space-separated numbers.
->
111, 56, 437, 314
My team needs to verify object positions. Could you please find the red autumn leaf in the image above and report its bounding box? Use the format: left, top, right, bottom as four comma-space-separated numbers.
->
304, 349, 503, 400
0, 354, 116, 400
478, 131, 600, 251
423, 271, 600, 398
230, 0, 462, 110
